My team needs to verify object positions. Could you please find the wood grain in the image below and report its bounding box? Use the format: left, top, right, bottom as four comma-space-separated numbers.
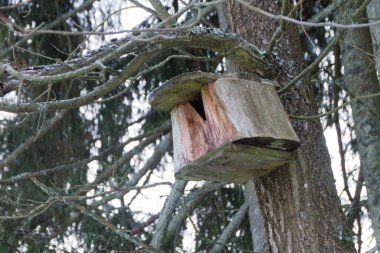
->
170, 77, 300, 182
176, 143, 296, 183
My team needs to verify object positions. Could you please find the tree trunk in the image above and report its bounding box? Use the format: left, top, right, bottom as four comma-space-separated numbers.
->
224, 1, 356, 252
342, 3, 380, 245
217, 6, 269, 251
367, 0, 380, 78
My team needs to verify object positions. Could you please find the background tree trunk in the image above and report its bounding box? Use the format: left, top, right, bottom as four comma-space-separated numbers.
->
224, 1, 356, 252
342, 1, 380, 246
367, 0, 380, 77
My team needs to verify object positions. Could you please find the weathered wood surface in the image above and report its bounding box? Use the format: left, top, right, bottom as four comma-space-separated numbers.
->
149, 71, 280, 112
168, 76, 300, 181
150, 72, 219, 112
210, 78, 299, 151
171, 103, 211, 170
176, 143, 296, 183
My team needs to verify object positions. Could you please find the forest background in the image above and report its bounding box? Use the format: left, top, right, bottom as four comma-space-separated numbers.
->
0, 0, 380, 252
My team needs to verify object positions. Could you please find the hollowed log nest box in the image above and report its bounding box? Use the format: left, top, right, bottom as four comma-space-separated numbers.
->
149, 72, 300, 183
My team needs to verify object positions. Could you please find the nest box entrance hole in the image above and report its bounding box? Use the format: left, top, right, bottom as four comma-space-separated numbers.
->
149, 72, 301, 183
171, 81, 242, 169
189, 99, 206, 121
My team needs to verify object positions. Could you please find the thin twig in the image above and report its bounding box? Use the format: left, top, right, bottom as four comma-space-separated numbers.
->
235, 0, 380, 29
0, 109, 70, 170
266, 0, 288, 56
0, 122, 171, 184
278, 31, 342, 94
0, 1, 31, 10
129, 0, 157, 16
289, 91, 380, 120
0, 0, 96, 58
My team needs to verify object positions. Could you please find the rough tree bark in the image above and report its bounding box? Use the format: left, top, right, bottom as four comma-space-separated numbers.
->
223, 1, 356, 252
367, 0, 380, 77
342, 1, 380, 246
217, 7, 269, 250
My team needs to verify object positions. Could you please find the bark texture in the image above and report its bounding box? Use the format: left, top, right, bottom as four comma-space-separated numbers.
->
342, 4, 380, 245
367, 0, 380, 77
224, 1, 356, 252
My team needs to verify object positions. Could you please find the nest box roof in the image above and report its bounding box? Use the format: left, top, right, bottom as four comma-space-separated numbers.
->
148, 71, 279, 111
148, 72, 220, 112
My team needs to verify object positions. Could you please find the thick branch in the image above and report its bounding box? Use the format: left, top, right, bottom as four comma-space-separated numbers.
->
162, 182, 226, 249
0, 27, 266, 88
148, 0, 171, 21
150, 179, 187, 249
0, 27, 269, 113
299, 0, 343, 33
209, 201, 249, 253
0, 51, 156, 113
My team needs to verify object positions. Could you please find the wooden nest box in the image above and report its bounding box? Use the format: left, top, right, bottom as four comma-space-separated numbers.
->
149, 72, 300, 183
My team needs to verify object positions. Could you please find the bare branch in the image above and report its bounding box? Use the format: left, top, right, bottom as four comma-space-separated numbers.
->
150, 179, 187, 249
0, 0, 97, 58
278, 30, 342, 94
299, 0, 344, 33
289, 91, 380, 120
266, 0, 288, 56
279, 0, 371, 94
0, 197, 56, 221
0, 51, 156, 113
69, 201, 163, 253
209, 201, 249, 253
130, 214, 160, 236
163, 182, 226, 248
0, 27, 268, 113
75, 133, 167, 197
0, 109, 70, 170
1, 26, 265, 87
89, 134, 172, 207
235, 0, 379, 29
129, 0, 157, 17
333, 44, 353, 202
147, 0, 171, 21
347, 168, 364, 229
0, 121, 171, 184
